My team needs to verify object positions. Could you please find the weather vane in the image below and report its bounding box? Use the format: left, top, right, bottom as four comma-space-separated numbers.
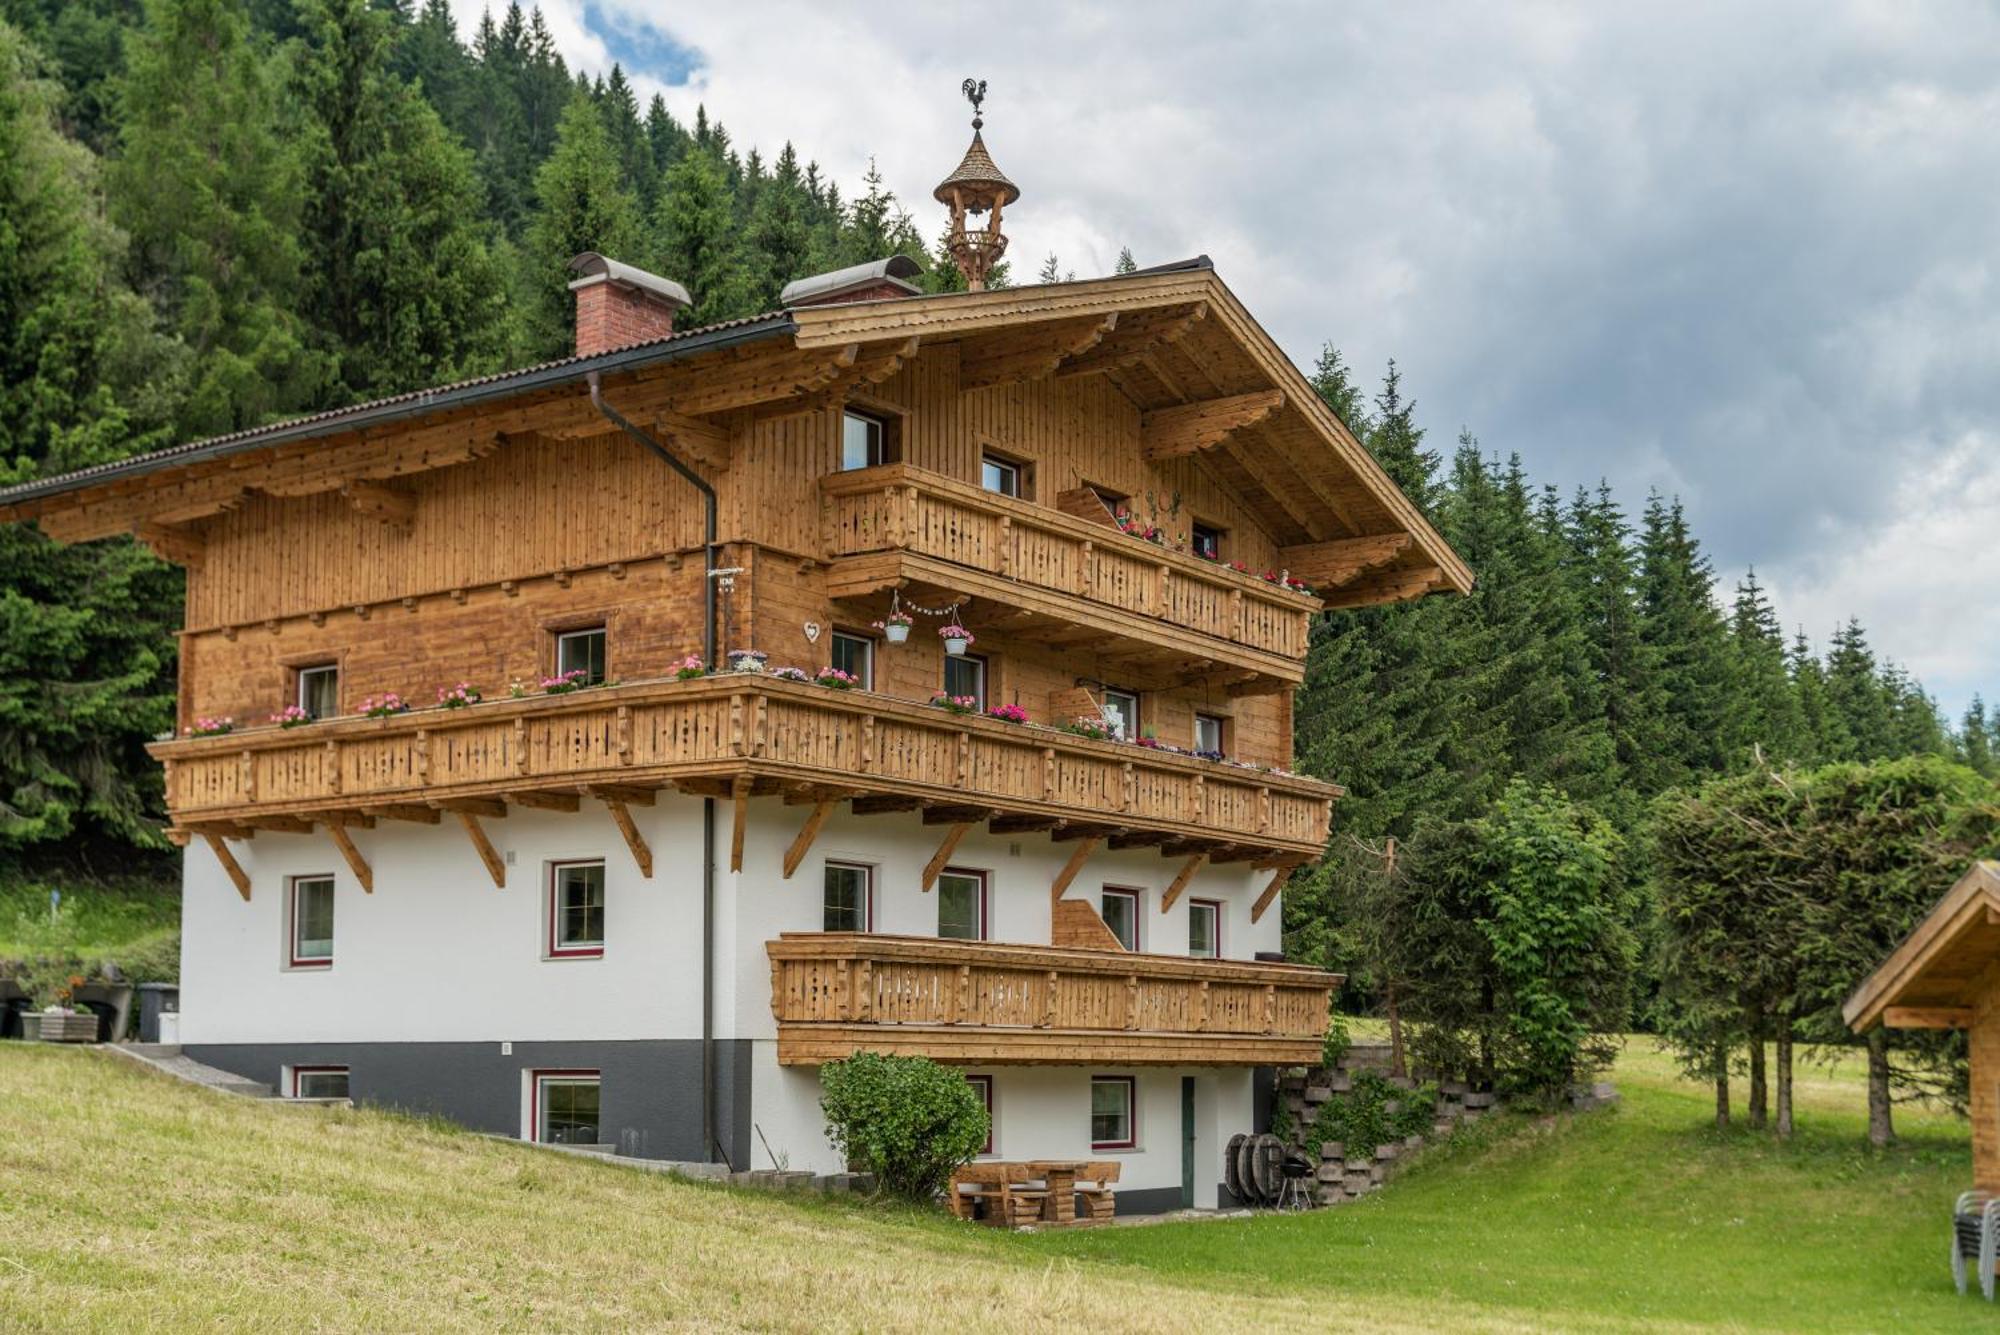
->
961, 78, 987, 130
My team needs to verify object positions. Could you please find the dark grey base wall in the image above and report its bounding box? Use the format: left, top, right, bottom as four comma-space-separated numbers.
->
1114, 1186, 1186, 1216
186, 1039, 755, 1169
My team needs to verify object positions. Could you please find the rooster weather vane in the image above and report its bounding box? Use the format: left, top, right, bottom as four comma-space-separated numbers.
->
962, 77, 987, 129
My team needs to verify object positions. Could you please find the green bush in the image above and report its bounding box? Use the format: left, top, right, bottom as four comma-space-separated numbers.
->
1304, 1071, 1437, 1161
819, 1052, 989, 1202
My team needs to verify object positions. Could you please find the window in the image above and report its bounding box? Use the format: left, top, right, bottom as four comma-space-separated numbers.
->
289, 875, 335, 968
548, 861, 606, 958
823, 861, 873, 932
937, 869, 987, 941
1100, 887, 1140, 952
1101, 688, 1139, 741
942, 653, 987, 712
1188, 899, 1222, 960
967, 1074, 995, 1155
290, 1066, 349, 1099
1190, 523, 1224, 561
980, 453, 1022, 498
531, 1070, 601, 1145
297, 664, 339, 720
555, 626, 607, 685
1194, 713, 1226, 756
830, 631, 874, 690
841, 410, 889, 470
1090, 1076, 1136, 1150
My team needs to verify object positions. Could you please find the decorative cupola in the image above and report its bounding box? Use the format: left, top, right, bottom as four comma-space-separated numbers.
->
933, 79, 1018, 291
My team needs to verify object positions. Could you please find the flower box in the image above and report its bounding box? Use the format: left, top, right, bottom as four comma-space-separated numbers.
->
32, 1011, 98, 1043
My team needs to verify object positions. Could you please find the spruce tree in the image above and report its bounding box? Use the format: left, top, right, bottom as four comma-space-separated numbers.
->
652, 144, 752, 326
745, 142, 812, 308
1961, 697, 1995, 777
1113, 246, 1137, 274
522, 92, 641, 359
113, 0, 323, 434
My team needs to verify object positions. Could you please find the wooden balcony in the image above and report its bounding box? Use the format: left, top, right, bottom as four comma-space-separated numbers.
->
768, 933, 1339, 1066
820, 466, 1317, 691
153, 675, 1339, 863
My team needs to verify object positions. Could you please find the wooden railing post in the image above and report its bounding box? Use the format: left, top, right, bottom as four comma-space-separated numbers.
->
996, 515, 1013, 577
1125, 975, 1140, 1031
856, 959, 873, 1022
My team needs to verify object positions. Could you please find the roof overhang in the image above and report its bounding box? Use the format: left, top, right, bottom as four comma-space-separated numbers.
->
1844, 861, 2000, 1032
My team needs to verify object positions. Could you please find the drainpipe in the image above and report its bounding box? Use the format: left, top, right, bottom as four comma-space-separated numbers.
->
586, 372, 723, 1163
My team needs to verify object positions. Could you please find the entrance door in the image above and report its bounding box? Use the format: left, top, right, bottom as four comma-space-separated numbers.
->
1180, 1076, 1196, 1209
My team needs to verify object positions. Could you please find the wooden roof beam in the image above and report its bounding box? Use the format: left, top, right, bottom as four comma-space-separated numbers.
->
1141, 390, 1284, 461
340, 479, 414, 530
1320, 564, 1447, 612
1884, 1006, 1971, 1029
959, 315, 1118, 391
1280, 533, 1413, 588
1056, 303, 1207, 379
133, 521, 205, 569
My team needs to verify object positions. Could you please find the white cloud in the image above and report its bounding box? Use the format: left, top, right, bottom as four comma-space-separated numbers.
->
449, 0, 2000, 712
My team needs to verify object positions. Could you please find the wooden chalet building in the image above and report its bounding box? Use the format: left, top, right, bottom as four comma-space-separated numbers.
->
0, 110, 1468, 1211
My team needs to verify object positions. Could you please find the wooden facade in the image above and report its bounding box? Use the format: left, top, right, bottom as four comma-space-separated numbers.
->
1, 259, 1470, 1068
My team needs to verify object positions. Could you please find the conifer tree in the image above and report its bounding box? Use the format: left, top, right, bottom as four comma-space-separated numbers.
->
113, 0, 323, 434
746, 142, 812, 308
521, 92, 641, 358
1113, 246, 1137, 274
653, 144, 753, 327
1961, 697, 1995, 777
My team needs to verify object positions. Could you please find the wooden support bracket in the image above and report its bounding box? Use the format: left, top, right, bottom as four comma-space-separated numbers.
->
1160, 853, 1207, 913
783, 799, 837, 880
325, 822, 373, 893
730, 776, 751, 873
1141, 389, 1284, 460
204, 833, 251, 901
603, 798, 653, 879
1883, 1005, 1973, 1030
921, 822, 974, 892
1051, 836, 1101, 906
1250, 861, 1303, 924
455, 811, 505, 888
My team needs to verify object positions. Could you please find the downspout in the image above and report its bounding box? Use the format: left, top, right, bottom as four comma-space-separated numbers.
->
586, 372, 724, 1165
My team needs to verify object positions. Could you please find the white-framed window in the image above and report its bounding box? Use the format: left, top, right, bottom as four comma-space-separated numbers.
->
1190, 522, 1223, 560
830, 631, 875, 690
530, 1070, 601, 1145
297, 663, 339, 719
823, 861, 873, 932
967, 1074, 995, 1155
1194, 712, 1226, 755
1101, 687, 1139, 741
289, 1065, 349, 1099
937, 868, 987, 941
841, 410, 888, 470
555, 626, 607, 685
1090, 1075, 1136, 1150
980, 453, 1021, 498
288, 875, 335, 968
1100, 887, 1140, 952
547, 860, 606, 958
943, 653, 987, 712
1188, 899, 1222, 960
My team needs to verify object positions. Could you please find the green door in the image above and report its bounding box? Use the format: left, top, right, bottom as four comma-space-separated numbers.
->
1180, 1076, 1196, 1209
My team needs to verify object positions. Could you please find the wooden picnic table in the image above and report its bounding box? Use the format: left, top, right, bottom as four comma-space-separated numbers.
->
1023, 1160, 1086, 1225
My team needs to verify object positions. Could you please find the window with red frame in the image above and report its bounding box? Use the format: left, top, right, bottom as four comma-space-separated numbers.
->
1090, 1076, 1136, 1150
548, 860, 606, 958
288, 875, 335, 968
966, 1074, 994, 1155
1188, 898, 1222, 959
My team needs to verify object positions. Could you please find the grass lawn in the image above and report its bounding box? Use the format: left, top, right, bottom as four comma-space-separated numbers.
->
0, 874, 178, 978
0, 1037, 1982, 1332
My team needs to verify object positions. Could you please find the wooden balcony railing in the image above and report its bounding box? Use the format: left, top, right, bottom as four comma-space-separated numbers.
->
154, 675, 1338, 857
820, 465, 1317, 669
768, 933, 1339, 1066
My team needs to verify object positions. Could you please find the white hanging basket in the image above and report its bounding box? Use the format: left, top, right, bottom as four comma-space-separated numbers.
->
884, 622, 911, 645
942, 635, 970, 657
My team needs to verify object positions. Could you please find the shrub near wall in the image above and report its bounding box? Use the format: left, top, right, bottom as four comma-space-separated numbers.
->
819, 1052, 989, 1203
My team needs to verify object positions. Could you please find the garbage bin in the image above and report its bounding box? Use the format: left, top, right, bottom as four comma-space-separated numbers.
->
0, 987, 30, 1040
136, 982, 180, 1044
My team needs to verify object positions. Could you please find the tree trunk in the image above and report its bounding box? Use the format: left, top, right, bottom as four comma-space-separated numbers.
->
1714, 1039, 1731, 1128
1748, 1020, 1768, 1129
1774, 1022, 1794, 1139
1386, 982, 1407, 1079
1866, 1027, 1894, 1147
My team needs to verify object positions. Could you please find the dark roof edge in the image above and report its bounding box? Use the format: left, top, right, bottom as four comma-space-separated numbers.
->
0, 314, 798, 511
1125, 255, 1214, 277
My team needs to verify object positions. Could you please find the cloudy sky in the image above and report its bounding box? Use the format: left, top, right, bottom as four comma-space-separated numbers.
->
457, 1, 1999, 716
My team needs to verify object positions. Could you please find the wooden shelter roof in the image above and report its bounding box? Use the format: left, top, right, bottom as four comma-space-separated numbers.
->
1844, 861, 2000, 1032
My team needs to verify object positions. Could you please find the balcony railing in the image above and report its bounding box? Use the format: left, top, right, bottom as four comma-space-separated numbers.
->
820, 466, 1316, 671
767, 932, 1339, 1066
155, 675, 1338, 856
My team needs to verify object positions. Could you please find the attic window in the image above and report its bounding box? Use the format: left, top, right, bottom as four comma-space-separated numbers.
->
1191, 523, 1223, 560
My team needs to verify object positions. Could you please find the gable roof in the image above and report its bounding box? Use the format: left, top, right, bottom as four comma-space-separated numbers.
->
1844, 861, 2000, 1031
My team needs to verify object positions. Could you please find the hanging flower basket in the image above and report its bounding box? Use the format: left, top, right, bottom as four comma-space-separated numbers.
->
939, 624, 975, 657
874, 613, 913, 645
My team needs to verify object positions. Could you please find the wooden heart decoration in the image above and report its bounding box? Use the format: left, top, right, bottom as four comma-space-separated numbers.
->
803, 621, 821, 643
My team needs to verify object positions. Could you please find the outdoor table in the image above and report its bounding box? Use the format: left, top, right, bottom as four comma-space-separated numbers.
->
1023, 1160, 1086, 1225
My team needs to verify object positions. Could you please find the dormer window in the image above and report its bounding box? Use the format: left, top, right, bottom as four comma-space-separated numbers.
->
297, 664, 339, 720
842, 410, 889, 470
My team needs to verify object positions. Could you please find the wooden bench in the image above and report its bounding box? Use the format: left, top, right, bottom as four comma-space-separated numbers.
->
1073, 1160, 1121, 1224
948, 1162, 1042, 1226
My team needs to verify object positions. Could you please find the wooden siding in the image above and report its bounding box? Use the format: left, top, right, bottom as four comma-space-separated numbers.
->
156, 675, 1338, 856
767, 932, 1338, 1066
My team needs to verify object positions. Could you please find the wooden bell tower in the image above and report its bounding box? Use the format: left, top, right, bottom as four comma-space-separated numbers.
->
934, 79, 1019, 291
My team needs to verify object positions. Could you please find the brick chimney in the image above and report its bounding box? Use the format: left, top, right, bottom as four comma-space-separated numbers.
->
566, 252, 692, 357
780, 256, 924, 308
